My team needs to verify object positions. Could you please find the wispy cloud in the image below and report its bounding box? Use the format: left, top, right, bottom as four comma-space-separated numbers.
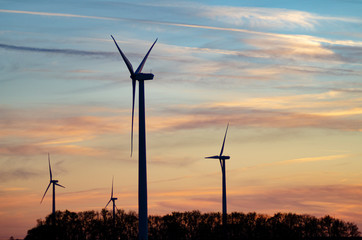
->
0, 106, 126, 138
0, 143, 105, 156
210, 91, 362, 114
278, 154, 349, 164
0, 106, 128, 156
0, 9, 119, 21
0, 168, 39, 182
200, 6, 319, 30
147, 101, 362, 132
198, 5, 362, 30
0, 43, 113, 58
239, 154, 349, 171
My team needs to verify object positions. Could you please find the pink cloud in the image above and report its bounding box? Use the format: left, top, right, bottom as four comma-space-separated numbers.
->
147, 105, 362, 132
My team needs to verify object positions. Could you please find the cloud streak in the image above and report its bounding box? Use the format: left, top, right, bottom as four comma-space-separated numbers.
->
0, 43, 113, 58
200, 6, 319, 30
0, 9, 119, 21
147, 103, 362, 132
0, 168, 39, 182
239, 154, 349, 172
199, 5, 362, 30
0, 106, 129, 156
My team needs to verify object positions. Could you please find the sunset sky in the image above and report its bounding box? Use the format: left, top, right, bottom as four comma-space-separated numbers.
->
1, 0, 362, 239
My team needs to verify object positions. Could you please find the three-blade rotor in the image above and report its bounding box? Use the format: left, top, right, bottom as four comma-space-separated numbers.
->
40, 153, 65, 203
111, 35, 157, 156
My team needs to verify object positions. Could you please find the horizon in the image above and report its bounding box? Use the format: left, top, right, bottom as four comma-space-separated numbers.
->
1, 0, 362, 239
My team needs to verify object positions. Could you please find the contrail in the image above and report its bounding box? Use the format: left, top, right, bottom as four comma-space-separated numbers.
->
0, 43, 112, 57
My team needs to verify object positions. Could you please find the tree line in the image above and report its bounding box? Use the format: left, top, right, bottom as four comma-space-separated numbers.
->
24, 209, 361, 240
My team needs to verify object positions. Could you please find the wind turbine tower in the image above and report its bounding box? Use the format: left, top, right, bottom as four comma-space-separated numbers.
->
111, 35, 157, 240
40, 153, 65, 225
205, 124, 230, 230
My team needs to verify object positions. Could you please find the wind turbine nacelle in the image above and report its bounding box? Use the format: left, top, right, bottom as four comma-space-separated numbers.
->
221, 156, 230, 160
134, 73, 154, 81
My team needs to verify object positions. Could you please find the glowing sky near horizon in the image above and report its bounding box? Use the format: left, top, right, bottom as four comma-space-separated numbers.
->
1, 0, 362, 239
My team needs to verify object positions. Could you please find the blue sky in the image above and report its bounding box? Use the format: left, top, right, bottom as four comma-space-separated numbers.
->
1, 0, 362, 239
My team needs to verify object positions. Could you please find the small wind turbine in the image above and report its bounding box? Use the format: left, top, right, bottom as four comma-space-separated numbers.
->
40, 153, 65, 225
205, 124, 230, 229
105, 177, 118, 227
111, 35, 157, 240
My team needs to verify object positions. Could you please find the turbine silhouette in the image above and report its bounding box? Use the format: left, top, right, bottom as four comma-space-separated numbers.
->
205, 123, 230, 230
40, 153, 65, 225
105, 177, 118, 227
111, 35, 157, 240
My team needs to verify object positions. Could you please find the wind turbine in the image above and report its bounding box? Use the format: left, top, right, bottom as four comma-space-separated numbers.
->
40, 153, 65, 225
105, 177, 118, 227
111, 35, 157, 240
205, 124, 230, 230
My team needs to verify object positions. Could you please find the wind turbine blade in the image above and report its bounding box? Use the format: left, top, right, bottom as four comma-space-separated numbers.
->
131, 79, 136, 157
105, 199, 112, 208
48, 153, 52, 181
111, 177, 114, 198
111, 35, 134, 75
219, 158, 223, 169
220, 123, 229, 156
135, 38, 158, 74
55, 183, 65, 188
40, 182, 52, 203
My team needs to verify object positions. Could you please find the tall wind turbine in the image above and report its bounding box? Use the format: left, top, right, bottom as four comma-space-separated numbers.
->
111, 35, 157, 240
105, 177, 118, 227
40, 153, 65, 225
205, 124, 230, 229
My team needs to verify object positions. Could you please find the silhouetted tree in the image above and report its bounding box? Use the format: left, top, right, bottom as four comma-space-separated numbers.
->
24, 210, 361, 240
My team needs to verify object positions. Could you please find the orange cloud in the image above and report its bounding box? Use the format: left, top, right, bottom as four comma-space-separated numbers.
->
239, 154, 349, 171
147, 106, 362, 132
144, 89, 362, 133
0, 105, 130, 156
0, 142, 105, 156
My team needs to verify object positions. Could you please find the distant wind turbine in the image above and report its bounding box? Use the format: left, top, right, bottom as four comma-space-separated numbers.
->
111, 35, 157, 240
40, 153, 65, 225
205, 124, 230, 230
105, 177, 118, 227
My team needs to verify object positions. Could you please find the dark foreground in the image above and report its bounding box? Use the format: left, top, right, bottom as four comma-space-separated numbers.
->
25, 209, 360, 240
